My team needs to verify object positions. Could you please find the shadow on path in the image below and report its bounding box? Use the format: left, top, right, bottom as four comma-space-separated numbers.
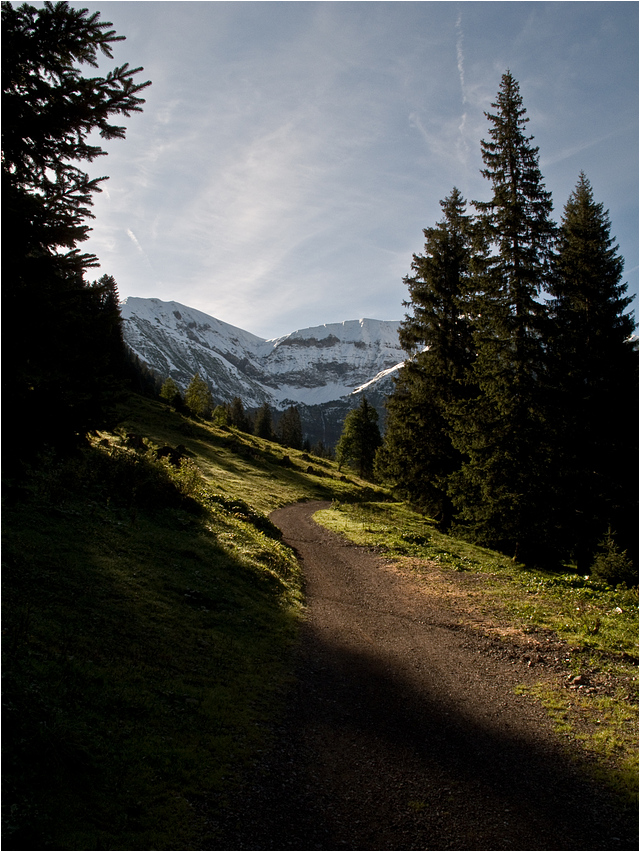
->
211, 502, 636, 851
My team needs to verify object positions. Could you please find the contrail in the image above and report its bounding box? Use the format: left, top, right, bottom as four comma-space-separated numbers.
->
455, 10, 466, 105
455, 9, 469, 157
126, 228, 144, 254
126, 227, 161, 283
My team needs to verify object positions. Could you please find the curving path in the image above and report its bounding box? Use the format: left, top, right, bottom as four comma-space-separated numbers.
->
213, 501, 636, 850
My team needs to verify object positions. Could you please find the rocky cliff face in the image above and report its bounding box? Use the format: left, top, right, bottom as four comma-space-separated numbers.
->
121, 297, 405, 446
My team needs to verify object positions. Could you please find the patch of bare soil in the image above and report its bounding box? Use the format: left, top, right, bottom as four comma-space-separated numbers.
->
208, 501, 637, 850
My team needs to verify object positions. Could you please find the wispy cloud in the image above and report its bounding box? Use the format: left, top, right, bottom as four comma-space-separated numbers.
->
455, 10, 470, 161
78, 1, 638, 337
456, 10, 467, 104
541, 126, 632, 168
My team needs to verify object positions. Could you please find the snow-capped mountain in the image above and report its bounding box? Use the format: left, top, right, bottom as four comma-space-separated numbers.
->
120, 297, 405, 446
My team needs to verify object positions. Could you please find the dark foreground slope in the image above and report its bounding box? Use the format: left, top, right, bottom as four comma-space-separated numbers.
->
3, 396, 636, 849
2, 396, 374, 850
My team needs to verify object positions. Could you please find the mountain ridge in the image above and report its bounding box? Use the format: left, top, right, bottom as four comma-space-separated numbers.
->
121, 297, 405, 446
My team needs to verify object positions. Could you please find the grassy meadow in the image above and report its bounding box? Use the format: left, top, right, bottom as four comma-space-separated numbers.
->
3, 393, 637, 848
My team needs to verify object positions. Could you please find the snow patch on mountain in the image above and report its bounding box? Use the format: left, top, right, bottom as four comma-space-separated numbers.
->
352, 362, 404, 396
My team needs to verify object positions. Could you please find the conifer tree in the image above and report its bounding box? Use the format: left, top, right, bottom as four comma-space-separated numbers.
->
378, 188, 478, 526
254, 403, 274, 440
82, 272, 128, 411
2, 1, 151, 262
2, 1, 151, 455
548, 173, 638, 569
336, 396, 382, 480
449, 71, 557, 560
228, 397, 250, 432
278, 405, 303, 449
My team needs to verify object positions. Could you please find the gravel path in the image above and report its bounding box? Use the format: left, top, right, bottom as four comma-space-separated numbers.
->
212, 501, 636, 851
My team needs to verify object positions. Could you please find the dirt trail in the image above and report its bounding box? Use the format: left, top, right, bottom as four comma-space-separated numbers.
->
213, 501, 636, 851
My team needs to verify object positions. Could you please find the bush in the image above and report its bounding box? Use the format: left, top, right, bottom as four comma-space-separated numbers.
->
590, 529, 637, 588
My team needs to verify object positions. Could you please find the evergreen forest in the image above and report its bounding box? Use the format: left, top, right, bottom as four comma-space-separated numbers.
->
377, 71, 637, 581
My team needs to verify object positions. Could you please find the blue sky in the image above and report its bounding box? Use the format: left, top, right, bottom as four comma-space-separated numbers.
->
76, 1, 638, 339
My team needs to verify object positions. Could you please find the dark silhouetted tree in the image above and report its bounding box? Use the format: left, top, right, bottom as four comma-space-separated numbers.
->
378, 188, 479, 527
228, 397, 250, 432
254, 402, 274, 440
547, 172, 638, 569
278, 405, 303, 449
336, 396, 382, 480
449, 71, 557, 560
2, 0, 150, 455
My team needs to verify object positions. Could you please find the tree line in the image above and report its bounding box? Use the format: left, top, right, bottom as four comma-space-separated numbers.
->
159, 374, 311, 451
375, 72, 637, 579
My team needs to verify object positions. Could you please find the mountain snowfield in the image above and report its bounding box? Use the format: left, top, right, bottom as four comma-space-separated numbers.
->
120, 297, 405, 446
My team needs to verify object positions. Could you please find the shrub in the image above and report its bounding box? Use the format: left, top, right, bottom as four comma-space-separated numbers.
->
590, 529, 637, 588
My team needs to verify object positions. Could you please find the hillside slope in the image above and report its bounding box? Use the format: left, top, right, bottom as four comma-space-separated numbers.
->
2, 394, 380, 850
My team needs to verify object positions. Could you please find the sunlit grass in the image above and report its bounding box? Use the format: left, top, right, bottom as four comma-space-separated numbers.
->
115, 394, 383, 514
514, 683, 639, 806
315, 499, 638, 804
316, 500, 638, 655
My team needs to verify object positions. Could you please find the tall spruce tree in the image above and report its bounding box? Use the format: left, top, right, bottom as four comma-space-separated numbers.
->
548, 173, 638, 570
449, 71, 556, 560
81, 272, 128, 414
378, 188, 478, 526
278, 405, 303, 449
336, 396, 382, 480
254, 402, 274, 440
2, 1, 150, 455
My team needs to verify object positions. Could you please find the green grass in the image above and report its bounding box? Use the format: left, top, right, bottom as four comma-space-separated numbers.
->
316, 500, 638, 656
115, 394, 385, 514
514, 683, 639, 806
315, 500, 639, 802
4, 397, 637, 846
2, 395, 377, 850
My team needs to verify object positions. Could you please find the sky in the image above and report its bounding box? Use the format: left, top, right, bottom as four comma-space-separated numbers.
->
74, 1, 638, 340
